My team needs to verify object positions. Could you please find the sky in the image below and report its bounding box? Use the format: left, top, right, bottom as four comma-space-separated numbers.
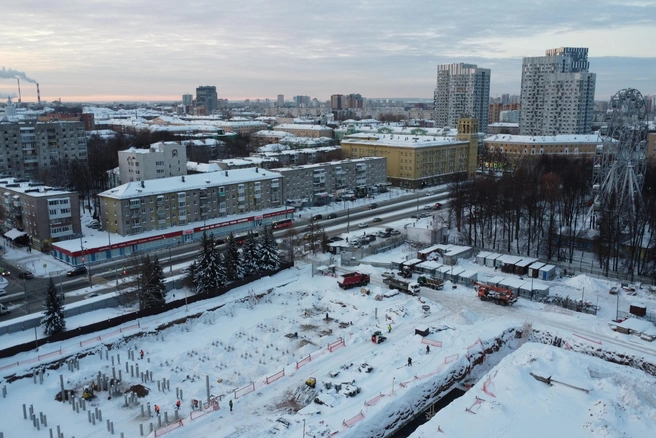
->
1, 0, 655, 103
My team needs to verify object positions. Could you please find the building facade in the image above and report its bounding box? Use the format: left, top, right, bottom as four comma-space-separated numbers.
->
520, 47, 596, 136
217, 120, 268, 135
330, 94, 345, 110
434, 63, 490, 132
274, 124, 334, 138
0, 121, 88, 177
489, 103, 520, 124
99, 167, 284, 236
340, 119, 478, 188
483, 134, 601, 161
0, 178, 81, 249
196, 86, 218, 115
118, 142, 187, 184
273, 157, 387, 205
345, 94, 364, 109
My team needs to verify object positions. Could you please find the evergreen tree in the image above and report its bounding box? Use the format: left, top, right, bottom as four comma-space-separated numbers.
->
259, 225, 281, 271
139, 255, 167, 310
223, 232, 245, 281
193, 233, 227, 292
41, 277, 66, 335
242, 231, 260, 276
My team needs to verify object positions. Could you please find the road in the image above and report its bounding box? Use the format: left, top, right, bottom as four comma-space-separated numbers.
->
0, 190, 449, 322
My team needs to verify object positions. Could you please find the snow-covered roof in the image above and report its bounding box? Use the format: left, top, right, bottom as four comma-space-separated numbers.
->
0, 177, 75, 198
253, 130, 295, 137
484, 134, 601, 144
276, 124, 332, 131
99, 167, 281, 199
186, 161, 221, 173
488, 122, 519, 127
343, 133, 467, 149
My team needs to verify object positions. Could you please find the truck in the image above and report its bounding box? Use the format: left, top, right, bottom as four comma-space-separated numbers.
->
417, 276, 444, 290
474, 282, 518, 306
338, 272, 371, 289
383, 277, 421, 295
397, 266, 413, 278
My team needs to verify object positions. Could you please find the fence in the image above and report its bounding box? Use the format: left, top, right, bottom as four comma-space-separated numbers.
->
364, 393, 386, 407
0, 262, 293, 361
421, 338, 442, 348
234, 382, 255, 399
444, 354, 459, 364
265, 369, 285, 385
342, 411, 365, 428
328, 338, 345, 352
154, 419, 184, 437
296, 354, 312, 370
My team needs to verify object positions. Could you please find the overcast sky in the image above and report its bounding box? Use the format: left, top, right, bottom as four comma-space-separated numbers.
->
1, 0, 655, 103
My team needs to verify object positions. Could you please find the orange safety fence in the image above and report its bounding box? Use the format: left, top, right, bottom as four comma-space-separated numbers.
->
420, 338, 442, 347
364, 393, 385, 406
444, 354, 459, 364
342, 411, 365, 428
296, 354, 312, 370
328, 338, 345, 352
234, 382, 255, 399
573, 333, 602, 345
80, 336, 101, 348
399, 376, 418, 388
465, 397, 485, 414
482, 376, 496, 398
154, 419, 184, 436
266, 369, 285, 384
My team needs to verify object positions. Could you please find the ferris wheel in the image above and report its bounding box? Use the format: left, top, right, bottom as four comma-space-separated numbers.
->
590, 88, 648, 227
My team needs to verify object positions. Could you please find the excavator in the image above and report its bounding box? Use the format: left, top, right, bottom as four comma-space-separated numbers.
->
474, 282, 518, 306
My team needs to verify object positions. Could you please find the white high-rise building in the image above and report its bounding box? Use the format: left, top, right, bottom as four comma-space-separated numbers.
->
433, 63, 490, 132
519, 47, 596, 136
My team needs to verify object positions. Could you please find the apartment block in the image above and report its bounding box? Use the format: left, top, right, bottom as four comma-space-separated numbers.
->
196, 86, 218, 114
274, 124, 334, 138
520, 47, 596, 135
340, 119, 478, 188
273, 157, 387, 205
118, 142, 187, 184
99, 168, 283, 236
483, 133, 601, 161
434, 63, 490, 132
0, 121, 88, 177
0, 178, 81, 249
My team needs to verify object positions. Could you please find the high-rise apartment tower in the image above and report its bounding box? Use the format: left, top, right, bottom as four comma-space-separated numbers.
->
519, 47, 596, 135
433, 63, 490, 132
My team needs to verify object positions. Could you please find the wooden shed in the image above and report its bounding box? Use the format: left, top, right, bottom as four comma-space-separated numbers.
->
496, 255, 523, 273
527, 262, 546, 278
514, 258, 537, 276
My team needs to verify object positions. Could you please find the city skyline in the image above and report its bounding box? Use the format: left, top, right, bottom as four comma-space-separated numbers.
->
1, 1, 655, 103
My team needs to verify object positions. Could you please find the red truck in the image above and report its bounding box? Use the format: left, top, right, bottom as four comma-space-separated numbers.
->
338, 272, 371, 289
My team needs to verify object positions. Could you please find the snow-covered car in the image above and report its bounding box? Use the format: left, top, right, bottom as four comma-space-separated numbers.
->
372, 217, 382, 222
423, 205, 433, 210
382, 271, 395, 279
358, 222, 368, 229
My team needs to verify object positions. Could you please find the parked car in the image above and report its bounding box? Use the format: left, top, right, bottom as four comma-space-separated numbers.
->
368, 203, 378, 210
0, 270, 10, 277
385, 228, 395, 233
85, 220, 99, 228
85, 292, 101, 299
433, 203, 443, 210
410, 214, 419, 219
18, 271, 34, 279
67, 266, 88, 277
382, 271, 395, 278
327, 213, 338, 219
328, 236, 344, 242
390, 230, 401, 235
418, 213, 431, 218
0, 304, 9, 315
312, 214, 323, 220
423, 205, 433, 210
372, 217, 382, 222
358, 222, 369, 229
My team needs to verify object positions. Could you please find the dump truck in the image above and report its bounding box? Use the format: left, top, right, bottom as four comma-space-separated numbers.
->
474, 282, 518, 306
338, 272, 371, 289
383, 277, 421, 295
417, 276, 444, 290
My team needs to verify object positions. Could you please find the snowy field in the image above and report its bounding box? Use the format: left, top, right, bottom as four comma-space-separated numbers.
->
1, 246, 656, 437
411, 343, 656, 438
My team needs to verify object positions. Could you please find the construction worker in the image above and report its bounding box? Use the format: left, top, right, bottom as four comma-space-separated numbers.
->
388, 324, 392, 333
140, 350, 144, 359
229, 399, 233, 412
176, 400, 181, 410
155, 405, 160, 415
408, 357, 412, 367
426, 345, 430, 354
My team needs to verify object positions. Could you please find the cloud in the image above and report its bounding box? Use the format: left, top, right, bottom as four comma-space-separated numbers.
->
1, 0, 655, 101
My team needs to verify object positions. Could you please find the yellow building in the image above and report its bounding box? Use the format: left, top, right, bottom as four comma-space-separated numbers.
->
340, 119, 478, 188
648, 133, 656, 160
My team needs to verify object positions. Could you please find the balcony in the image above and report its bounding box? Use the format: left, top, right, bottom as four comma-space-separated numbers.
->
130, 202, 141, 209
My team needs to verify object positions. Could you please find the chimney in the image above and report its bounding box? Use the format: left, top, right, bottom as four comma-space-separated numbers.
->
181, 176, 185, 182
16, 78, 21, 103
140, 180, 145, 188
36, 83, 41, 104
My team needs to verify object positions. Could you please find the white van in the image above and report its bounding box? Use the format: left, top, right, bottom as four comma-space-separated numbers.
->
0, 304, 9, 315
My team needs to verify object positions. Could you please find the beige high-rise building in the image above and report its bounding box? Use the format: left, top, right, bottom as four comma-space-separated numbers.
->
434, 63, 490, 132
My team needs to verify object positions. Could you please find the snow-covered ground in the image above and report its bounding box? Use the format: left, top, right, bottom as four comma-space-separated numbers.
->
1, 242, 656, 437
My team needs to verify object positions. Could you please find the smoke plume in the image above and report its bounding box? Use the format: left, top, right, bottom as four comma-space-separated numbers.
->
0, 67, 37, 84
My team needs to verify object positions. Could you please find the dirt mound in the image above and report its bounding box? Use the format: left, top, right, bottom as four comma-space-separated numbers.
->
125, 384, 149, 397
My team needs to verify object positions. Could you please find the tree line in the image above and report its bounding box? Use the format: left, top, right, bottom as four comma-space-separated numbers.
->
449, 155, 656, 279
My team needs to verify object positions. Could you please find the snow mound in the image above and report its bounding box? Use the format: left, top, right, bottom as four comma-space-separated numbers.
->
562, 274, 613, 292
445, 308, 481, 325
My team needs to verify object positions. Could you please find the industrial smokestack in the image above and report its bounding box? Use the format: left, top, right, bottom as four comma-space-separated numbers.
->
36, 83, 41, 104
16, 78, 21, 103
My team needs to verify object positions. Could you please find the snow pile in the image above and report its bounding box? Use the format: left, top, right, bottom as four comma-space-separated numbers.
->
411, 343, 656, 438
444, 308, 483, 326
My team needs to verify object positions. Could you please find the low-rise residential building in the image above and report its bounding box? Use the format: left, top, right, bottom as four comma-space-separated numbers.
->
340, 119, 478, 188
0, 121, 88, 177
217, 120, 268, 135
251, 130, 295, 147
256, 146, 343, 167
118, 142, 187, 184
272, 157, 387, 205
275, 124, 334, 138
487, 123, 520, 135
99, 167, 284, 236
483, 134, 601, 160
0, 178, 81, 250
